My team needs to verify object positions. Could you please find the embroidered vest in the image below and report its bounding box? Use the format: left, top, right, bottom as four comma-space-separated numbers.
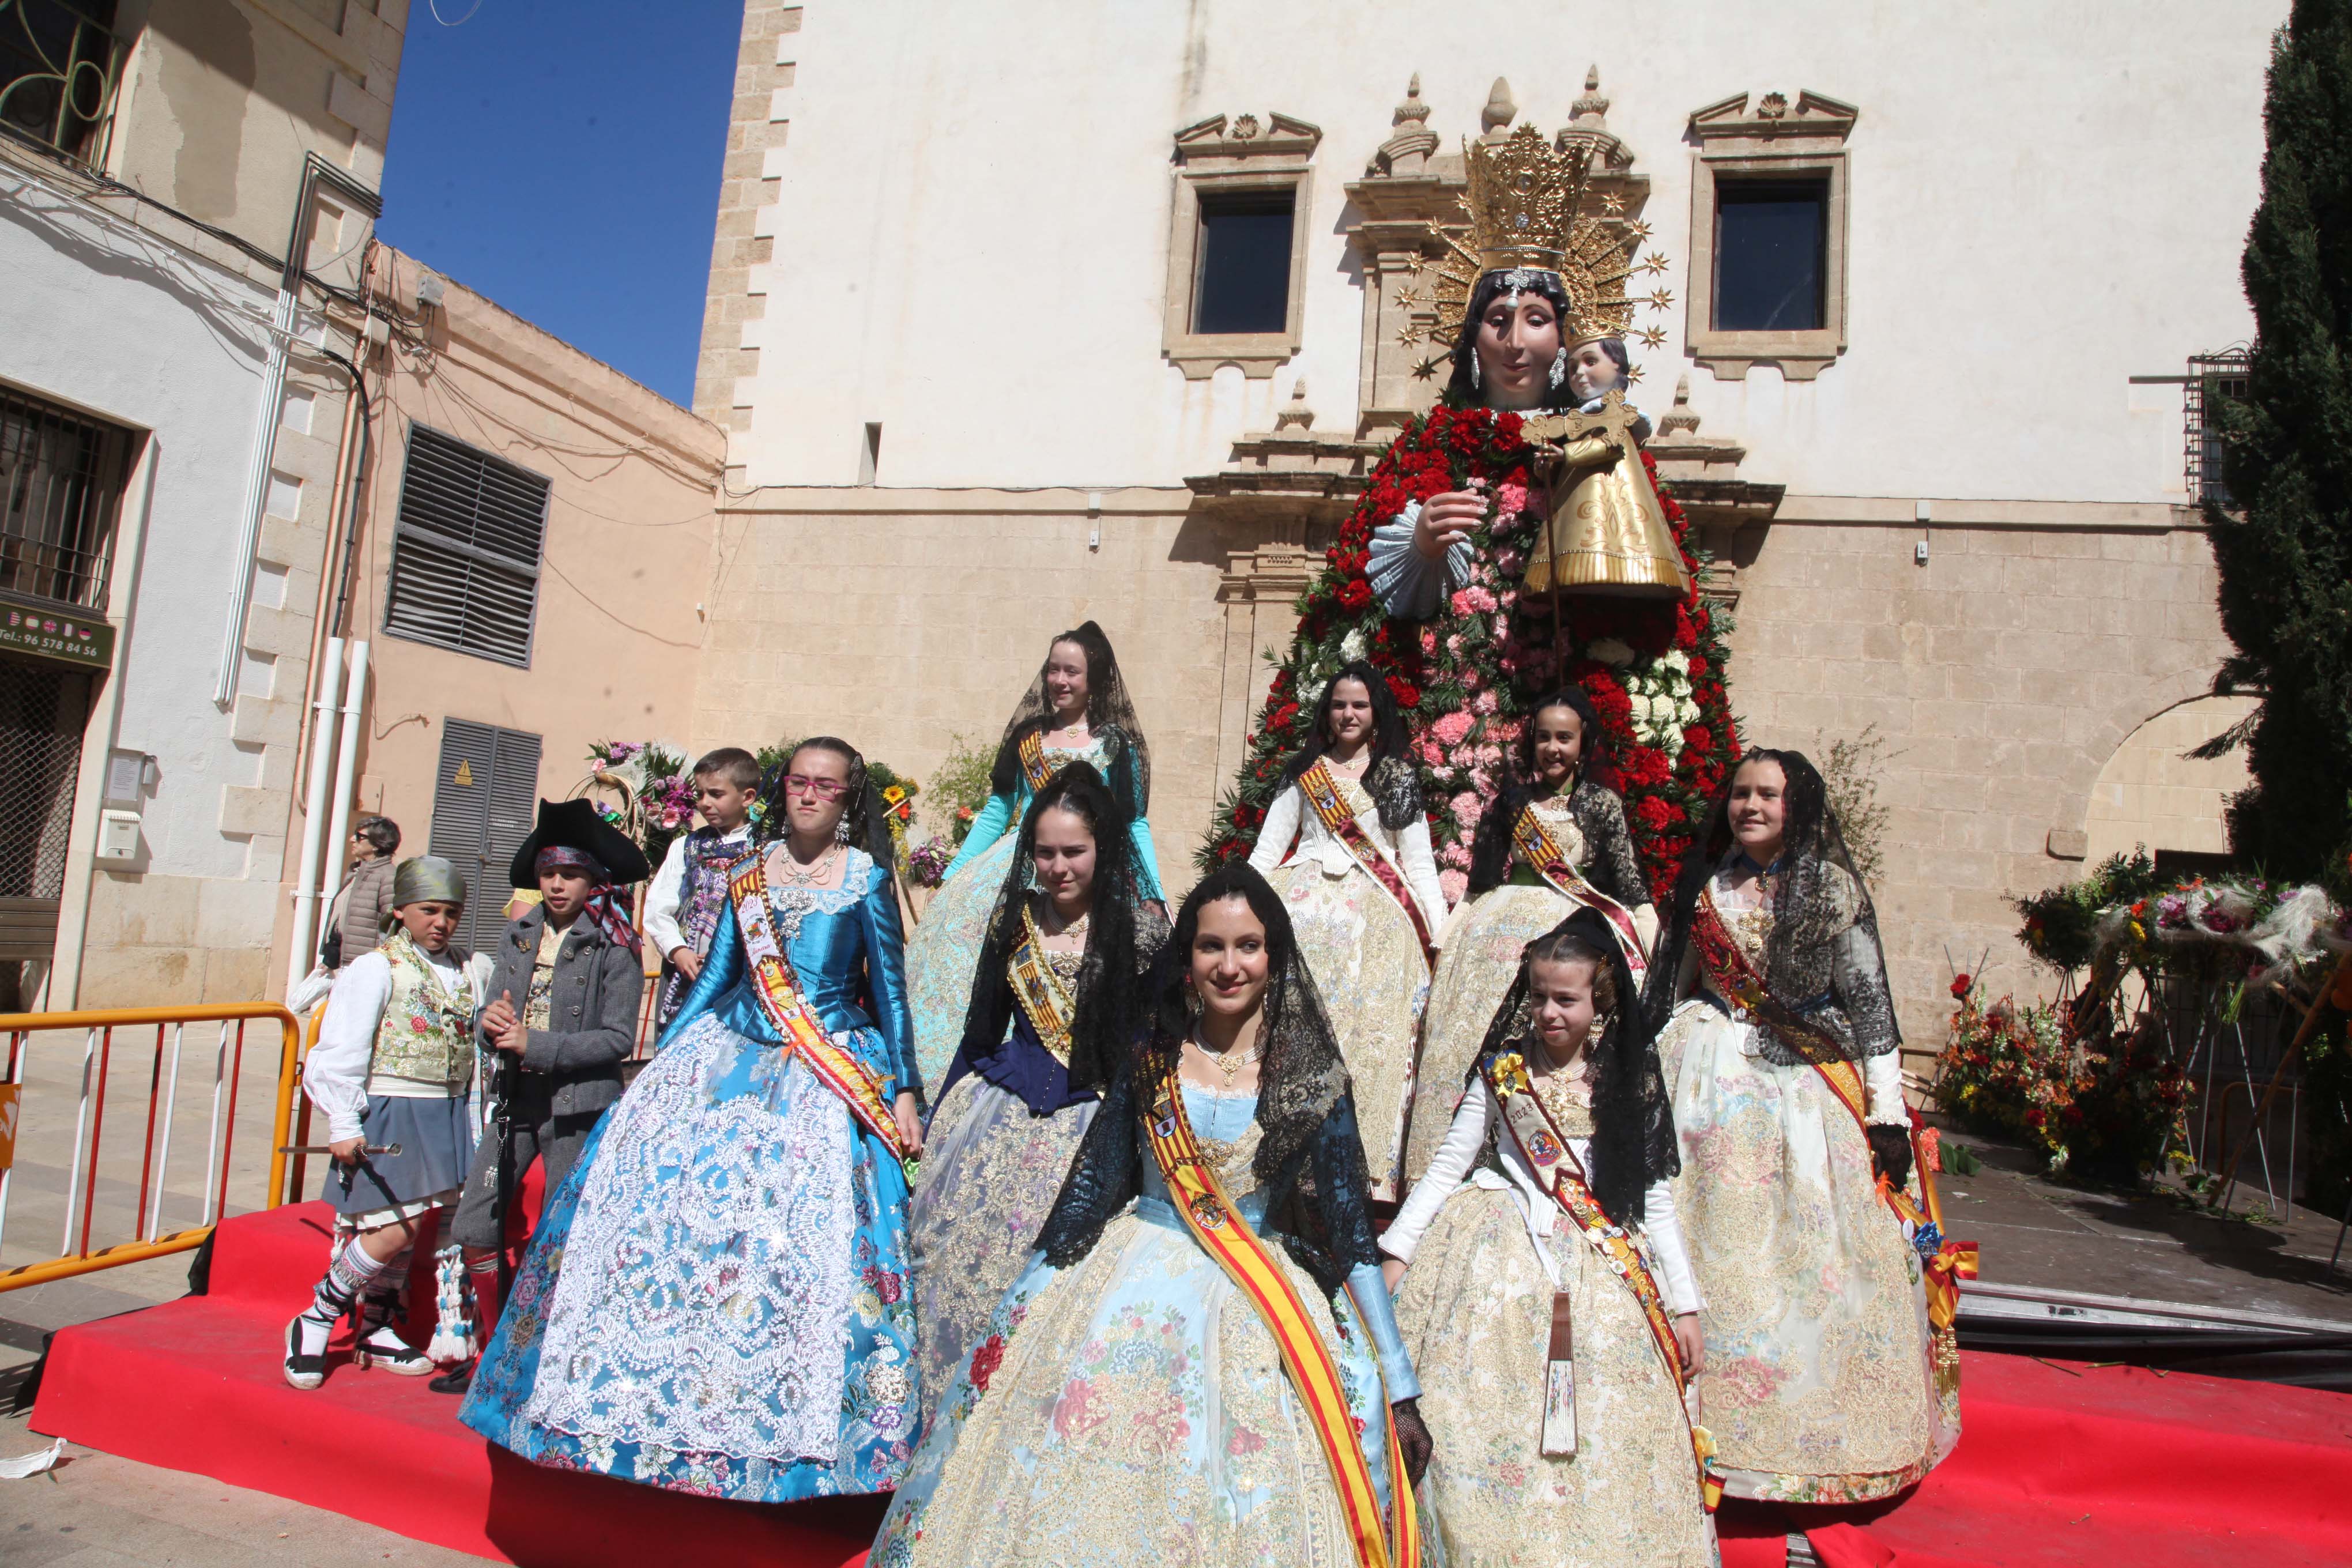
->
678, 828, 745, 951
368, 932, 475, 1089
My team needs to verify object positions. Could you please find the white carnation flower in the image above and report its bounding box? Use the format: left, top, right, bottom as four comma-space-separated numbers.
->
1300, 680, 1327, 708
1661, 649, 1691, 674
1340, 629, 1367, 662
1678, 698, 1702, 726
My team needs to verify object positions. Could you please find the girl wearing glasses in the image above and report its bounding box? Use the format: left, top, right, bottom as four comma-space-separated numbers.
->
461, 738, 928, 1502
905, 621, 1166, 1096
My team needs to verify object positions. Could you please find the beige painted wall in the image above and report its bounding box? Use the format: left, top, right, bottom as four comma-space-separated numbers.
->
2083, 694, 2255, 868
329, 253, 726, 938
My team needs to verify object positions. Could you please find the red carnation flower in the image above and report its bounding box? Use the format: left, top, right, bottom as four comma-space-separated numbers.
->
1633, 796, 1673, 832
1951, 973, 1973, 999
1386, 676, 1420, 709
1336, 580, 1373, 612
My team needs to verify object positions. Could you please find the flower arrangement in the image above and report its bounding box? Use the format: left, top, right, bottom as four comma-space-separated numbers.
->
1201, 404, 1742, 903
584, 740, 693, 869
1932, 981, 2082, 1171
905, 838, 955, 889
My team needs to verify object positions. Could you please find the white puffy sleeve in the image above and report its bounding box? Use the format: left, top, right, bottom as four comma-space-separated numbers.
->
1640, 1176, 1704, 1317
640, 836, 692, 959
1368, 502, 1472, 620
304, 952, 392, 1143
1381, 1076, 1491, 1267
1395, 815, 1449, 935
1247, 784, 1303, 875
1865, 1046, 1911, 1126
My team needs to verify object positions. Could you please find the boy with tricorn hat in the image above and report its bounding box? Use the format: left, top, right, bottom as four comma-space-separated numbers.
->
432, 798, 649, 1393
285, 854, 493, 1389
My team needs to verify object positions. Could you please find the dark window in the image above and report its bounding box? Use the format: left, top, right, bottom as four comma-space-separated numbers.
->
0, 0, 125, 169
1713, 178, 1828, 333
427, 717, 543, 956
2185, 351, 2251, 507
1192, 190, 1295, 336
0, 383, 126, 612
383, 424, 549, 667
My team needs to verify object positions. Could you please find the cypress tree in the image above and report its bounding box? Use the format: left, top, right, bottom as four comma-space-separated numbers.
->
2207, 0, 2352, 896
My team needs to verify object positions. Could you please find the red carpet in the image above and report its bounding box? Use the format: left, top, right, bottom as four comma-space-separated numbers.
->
30, 1197, 2352, 1567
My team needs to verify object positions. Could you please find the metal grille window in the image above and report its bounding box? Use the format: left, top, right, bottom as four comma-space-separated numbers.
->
0, 0, 124, 170
426, 718, 542, 956
383, 424, 550, 668
0, 384, 126, 611
2185, 350, 2251, 507
0, 659, 88, 962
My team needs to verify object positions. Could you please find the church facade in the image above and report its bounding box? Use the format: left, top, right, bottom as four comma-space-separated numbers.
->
688, 1, 2276, 1056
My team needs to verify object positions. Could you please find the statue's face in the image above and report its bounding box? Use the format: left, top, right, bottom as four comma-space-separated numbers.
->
1566, 341, 1621, 402
1475, 293, 1562, 410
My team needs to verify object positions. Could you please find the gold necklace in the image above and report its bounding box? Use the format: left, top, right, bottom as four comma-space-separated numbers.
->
1189, 1024, 1262, 1086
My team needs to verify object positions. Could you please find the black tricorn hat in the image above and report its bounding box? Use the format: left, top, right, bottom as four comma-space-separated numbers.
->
507, 798, 653, 889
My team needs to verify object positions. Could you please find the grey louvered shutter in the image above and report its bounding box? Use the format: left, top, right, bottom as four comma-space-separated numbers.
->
429, 717, 542, 953
383, 424, 549, 667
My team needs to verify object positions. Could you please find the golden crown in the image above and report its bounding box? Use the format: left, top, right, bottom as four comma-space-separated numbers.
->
1401, 123, 1673, 376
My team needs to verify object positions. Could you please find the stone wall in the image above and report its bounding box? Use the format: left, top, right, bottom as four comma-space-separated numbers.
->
1721, 500, 2237, 1067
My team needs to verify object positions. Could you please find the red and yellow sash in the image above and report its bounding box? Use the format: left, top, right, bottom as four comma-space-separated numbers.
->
1690, 888, 1977, 1334
1142, 1066, 1418, 1568
1483, 1052, 1721, 1509
1295, 760, 1436, 960
1512, 805, 1648, 981
1017, 729, 1055, 792
730, 858, 910, 1166
1007, 905, 1075, 1065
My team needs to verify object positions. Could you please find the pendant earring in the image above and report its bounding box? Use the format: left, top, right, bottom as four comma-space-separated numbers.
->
1550, 346, 1568, 389
1470, 352, 1481, 390
834, 815, 851, 845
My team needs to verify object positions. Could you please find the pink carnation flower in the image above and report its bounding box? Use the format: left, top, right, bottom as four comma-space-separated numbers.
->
1494, 547, 1525, 575
1449, 791, 1484, 830
1420, 628, 1439, 655
1472, 689, 1499, 715
1439, 840, 1473, 871
1439, 869, 1469, 903
1496, 481, 1529, 516
1450, 586, 1498, 615
1431, 711, 1475, 747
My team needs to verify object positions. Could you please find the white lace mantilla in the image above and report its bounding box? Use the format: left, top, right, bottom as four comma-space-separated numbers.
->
518, 1013, 858, 1465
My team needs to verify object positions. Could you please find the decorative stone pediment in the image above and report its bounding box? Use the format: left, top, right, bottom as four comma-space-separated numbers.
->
1687, 89, 1859, 148
1173, 112, 1322, 165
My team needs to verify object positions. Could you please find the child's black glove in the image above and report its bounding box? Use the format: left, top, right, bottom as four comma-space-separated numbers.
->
1866, 1125, 1914, 1191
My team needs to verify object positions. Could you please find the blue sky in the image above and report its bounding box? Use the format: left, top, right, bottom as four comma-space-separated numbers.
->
379, 0, 742, 406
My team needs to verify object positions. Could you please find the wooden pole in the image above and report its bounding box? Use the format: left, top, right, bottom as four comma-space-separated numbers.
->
2211, 948, 2352, 1205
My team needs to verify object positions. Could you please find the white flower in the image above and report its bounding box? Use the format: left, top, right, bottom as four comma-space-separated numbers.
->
1629, 693, 1654, 726
1340, 628, 1367, 663
1661, 649, 1691, 675
1587, 638, 1636, 668
1678, 698, 1702, 726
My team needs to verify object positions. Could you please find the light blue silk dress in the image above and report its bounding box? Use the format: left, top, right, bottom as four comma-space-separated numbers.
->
904, 729, 1164, 1096
872, 1081, 1426, 1567
459, 847, 924, 1502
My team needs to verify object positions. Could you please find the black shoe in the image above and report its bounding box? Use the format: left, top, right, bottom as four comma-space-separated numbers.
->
428, 1362, 474, 1394
283, 1315, 327, 1391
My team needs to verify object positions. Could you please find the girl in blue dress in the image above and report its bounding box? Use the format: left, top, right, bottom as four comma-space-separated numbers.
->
875, 864, 1433, 1568
460, 738, 928, 1502
906, 622, 1166, 1096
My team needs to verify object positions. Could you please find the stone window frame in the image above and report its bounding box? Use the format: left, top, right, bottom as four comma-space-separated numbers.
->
1684, 91, 1858, 382
1163, 112, 1321, 381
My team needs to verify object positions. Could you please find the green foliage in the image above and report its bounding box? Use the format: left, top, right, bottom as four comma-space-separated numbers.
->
926, 733, 998, 847
1819, 723, 1895, 889
2207, 1, 2352, 900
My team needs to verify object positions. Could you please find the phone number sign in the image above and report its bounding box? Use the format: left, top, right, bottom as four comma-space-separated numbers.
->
0, 606, 114, 670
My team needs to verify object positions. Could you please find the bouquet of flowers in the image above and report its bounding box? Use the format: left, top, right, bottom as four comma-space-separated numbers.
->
904, 838, 955, 889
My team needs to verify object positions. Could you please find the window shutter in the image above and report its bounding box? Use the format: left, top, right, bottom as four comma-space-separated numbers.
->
483, 725, 542, 952
384, 425, 549, 667
428, 717, 542, 953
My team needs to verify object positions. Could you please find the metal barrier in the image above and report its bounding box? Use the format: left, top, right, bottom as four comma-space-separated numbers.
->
0, 1003, 304, 1292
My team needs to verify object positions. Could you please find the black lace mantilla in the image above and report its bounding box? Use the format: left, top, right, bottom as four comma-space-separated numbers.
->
1468, 775, 1649, 904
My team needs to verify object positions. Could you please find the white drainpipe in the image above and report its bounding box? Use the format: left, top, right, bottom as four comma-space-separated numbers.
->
285, 636, 347, 993
315, 639, 371, 951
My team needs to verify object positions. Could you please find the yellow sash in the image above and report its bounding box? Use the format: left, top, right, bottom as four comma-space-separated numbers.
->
1007, 904, 1075, 1065
1017, 729, 1053, 792
729, 858, 910, 1166
1295, 761, 1436, 959
1141, 1065, 1418, 1568
1483, 1051, 1721, 1509
1511, 805, 1648, 981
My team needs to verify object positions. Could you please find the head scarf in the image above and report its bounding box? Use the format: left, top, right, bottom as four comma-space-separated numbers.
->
534, 845, 642, 956
390, 855, 468, 911
959, 762, 1162, 1095
1477, 908, 1678, 1223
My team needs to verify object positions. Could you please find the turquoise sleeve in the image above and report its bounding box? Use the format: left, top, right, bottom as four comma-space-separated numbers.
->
1128, 812, 1167, 902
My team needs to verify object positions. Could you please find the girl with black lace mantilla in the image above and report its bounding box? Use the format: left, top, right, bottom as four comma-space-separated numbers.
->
874, 864, 1433, 1568
907, 762, 1166, 1401
1405, 688, 1657, 1186
906, 622, 1167, 1097
1247, 661, 1448, 1201
1645, 748, 1958, 1505
1382, 910, 1716, 1566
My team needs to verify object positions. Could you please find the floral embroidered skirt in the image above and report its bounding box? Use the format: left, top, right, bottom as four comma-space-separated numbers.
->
1405, 885, 1572, 1186
873, 1200, 1408, 1567
907, 1075, 1098, 1400
458, 1013, 922, 1501
904, 835, 1017, 1099
1395, 1180, 1717, 1567
1265, 860, 1430, 1201
1656, 1001, 1956, 1503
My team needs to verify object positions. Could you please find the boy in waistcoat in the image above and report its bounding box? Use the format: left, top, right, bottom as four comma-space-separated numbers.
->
642, 746, 760, 1034
285, 856, 491, 1389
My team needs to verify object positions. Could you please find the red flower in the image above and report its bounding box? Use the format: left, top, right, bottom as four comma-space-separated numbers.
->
1336, 581, 1373, 612
1386, 676, 1421, 709
1633, 796, 1673, 832
1951, 973, 1973, 999
969, 1334, 1005, 1393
